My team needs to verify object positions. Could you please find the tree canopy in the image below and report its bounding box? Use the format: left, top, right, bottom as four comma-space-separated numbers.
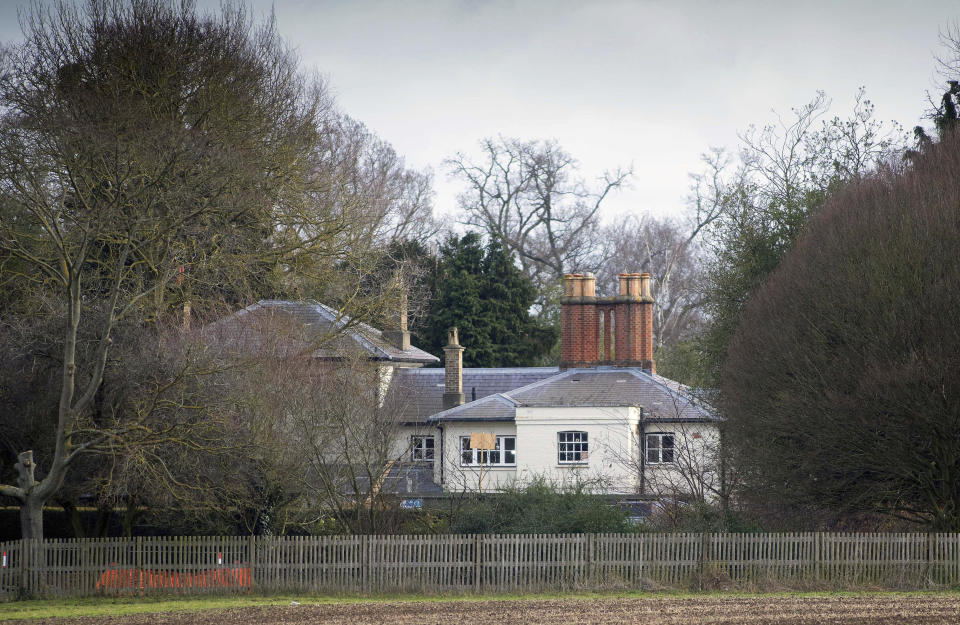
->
0, 0, 431, 538
696, 90, 904, 386
721, 133, 960, 530
420, 233, 556, 368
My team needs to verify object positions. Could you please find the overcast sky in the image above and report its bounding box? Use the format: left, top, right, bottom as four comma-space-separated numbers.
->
1, 0, 957, 223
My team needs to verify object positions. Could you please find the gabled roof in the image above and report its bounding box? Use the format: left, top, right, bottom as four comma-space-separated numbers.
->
428, 367, 716, 422
204, 300, 439, 364
386, 367, 559, 422
422, 392, 519, 422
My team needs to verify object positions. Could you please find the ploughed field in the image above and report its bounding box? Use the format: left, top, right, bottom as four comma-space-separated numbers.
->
8, 594, 960, 625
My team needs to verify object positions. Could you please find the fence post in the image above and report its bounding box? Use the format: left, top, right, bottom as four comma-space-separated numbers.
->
18, 538, 28, 598
698, 532, 709, 590
360, 535, 369, 593
248, 535, 256, 590
813, 532, 821, 584
473, 535, 482, 593
588, 534, 597, 588
135, 536, 142, 588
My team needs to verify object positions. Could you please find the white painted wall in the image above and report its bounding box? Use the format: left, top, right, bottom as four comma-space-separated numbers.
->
513, 405, 640, 493
426, 409, 721, 499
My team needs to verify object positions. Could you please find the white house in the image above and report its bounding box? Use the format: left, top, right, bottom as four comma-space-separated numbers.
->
386, 271, 720, 500
209, 271, 719, 502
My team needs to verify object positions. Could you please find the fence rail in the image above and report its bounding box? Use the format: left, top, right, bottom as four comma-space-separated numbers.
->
1, 532, 959, 599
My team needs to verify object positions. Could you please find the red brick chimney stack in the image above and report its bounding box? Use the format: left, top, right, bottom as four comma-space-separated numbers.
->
560, 270, 655, 373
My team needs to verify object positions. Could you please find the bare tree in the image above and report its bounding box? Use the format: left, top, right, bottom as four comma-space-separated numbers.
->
446, 137, 631, 297
314, 114, 438, 248
278, 351, 418, 534
0, 0, 359, 538
596, 215, 709, 350
696, 90, 906, 385
598, 385, 726, 511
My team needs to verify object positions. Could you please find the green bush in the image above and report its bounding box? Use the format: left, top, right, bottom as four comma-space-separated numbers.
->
449, 479, 634, 534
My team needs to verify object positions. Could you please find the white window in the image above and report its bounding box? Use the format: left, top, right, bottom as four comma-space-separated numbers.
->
459, 435, 516, 466
558, 431, 589, 464
646, 432, 674, 464
411, 435, 434, 462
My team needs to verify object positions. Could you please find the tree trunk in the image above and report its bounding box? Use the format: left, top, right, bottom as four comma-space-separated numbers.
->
122, 498, 139, 538
15, 451, 46, 540
59, 498, 86, 538
93, 506, 113, 538
20, 498, 45, 541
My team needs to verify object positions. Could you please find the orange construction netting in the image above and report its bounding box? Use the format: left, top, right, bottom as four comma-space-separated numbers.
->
95, 565, 252, 591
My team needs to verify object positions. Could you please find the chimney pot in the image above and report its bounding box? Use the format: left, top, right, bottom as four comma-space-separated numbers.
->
639, 272, 652, 300
581, 273, 596, 297
572, 274, 583, 296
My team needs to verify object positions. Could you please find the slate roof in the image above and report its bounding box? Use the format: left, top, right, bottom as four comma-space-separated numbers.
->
428, 367, 715, 422
204, 300, 439, 364
386, 367, 558, 422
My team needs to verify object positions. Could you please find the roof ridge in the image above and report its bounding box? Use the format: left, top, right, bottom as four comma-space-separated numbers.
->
493, 393, 519, 407
499, 368, 581, 400
396, 366, 560, 375
205, 299, 437, 363
427, 391, 514, 421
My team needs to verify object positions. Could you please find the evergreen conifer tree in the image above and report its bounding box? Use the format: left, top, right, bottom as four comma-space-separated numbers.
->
422, 233, 556, 367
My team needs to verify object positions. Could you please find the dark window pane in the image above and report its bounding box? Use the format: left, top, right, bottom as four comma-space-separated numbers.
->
505, 450, 516, 464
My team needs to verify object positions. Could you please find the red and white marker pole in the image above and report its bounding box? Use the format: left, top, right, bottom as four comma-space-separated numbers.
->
2, 551, 7, 568
217, 552, 223, 565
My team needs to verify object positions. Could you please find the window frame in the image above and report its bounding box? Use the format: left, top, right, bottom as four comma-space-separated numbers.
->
458, 435, 516, 467
645, 432, 675, 464
410, 435, 435, 462
557, 430, 590, 465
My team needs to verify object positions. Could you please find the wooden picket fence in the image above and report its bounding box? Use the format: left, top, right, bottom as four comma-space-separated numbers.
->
1, 533, 959, 599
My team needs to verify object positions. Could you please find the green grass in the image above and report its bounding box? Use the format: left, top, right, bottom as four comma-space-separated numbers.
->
2, 590, 959, 621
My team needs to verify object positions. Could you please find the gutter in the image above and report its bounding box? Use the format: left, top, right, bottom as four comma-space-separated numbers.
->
639, 406, 646, 496
437, 423, 445, 486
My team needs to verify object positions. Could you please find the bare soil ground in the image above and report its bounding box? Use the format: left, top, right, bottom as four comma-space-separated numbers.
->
7, 594, 960, 625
